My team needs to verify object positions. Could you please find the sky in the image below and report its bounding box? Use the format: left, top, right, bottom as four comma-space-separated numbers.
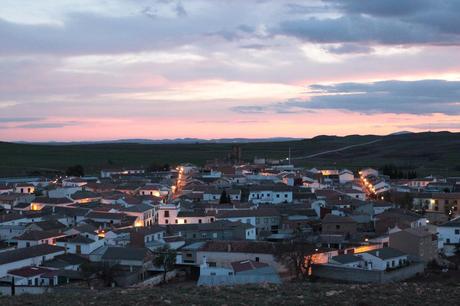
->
1, 0, 460, 141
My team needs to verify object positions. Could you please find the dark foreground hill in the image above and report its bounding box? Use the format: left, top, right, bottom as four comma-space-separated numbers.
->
1, 131, 460, 177
0, 281, 459, 306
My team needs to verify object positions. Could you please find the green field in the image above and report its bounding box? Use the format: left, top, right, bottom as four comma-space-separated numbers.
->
1, 131, 460, 177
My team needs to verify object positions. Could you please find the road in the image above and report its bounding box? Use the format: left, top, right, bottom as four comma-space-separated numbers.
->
290, 139, 382, 160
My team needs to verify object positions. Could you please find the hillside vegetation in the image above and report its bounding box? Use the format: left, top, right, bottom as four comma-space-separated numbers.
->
0, 132, 459, 177
0, 281, 459, 306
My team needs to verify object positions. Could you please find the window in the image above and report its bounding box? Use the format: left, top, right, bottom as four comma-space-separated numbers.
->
284, 194, 288, 198
255, 257, 259, 262
246, 218, 251, 224
336, 225, 341, 230
164, 211, 170, 218
210, 218, 214, 222
391, 260, 395, 267
175, 219, 178, 224
165, 219, 169, 224
455, 229, 460, 235
198, 219, 202, 224
276, 194, 280, 198
184, 219, 187, 224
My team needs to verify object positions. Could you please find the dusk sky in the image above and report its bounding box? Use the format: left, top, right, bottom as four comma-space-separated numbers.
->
1, 0, 460, 141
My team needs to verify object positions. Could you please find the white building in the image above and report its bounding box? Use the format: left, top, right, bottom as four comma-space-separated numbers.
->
437, 217, 460, 253
248, 186, 293, 204
358, 247, 408, 271
14, 183, 35, 194
359, 168, 379, 178
0, 245, 66, 278
339, 170, 354, 184
157, 204, 180, 225
55, 235, 106, 255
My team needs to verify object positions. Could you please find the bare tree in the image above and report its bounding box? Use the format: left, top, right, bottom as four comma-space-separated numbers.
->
153, 246, 177, 283
274, 230, 317, 280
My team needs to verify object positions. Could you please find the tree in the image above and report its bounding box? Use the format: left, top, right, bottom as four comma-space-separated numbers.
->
274, 232, 317, 280
219, 190, 231, 204
99, 262, 118, 287
80, 262, 99, 288
153, 246, 177, 283
65, 164, 84, 177
147, 163, 170, 172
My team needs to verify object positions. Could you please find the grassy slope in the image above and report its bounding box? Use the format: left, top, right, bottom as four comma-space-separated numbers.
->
0, 281, 459, 306
0, 132, 459, 177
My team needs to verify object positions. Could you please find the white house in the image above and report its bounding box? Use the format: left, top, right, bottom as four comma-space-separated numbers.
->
62, 177, 88, 188
338, 188, 366, 201
7, 266, 57, 286
157, 204, 180, 225
203, 188, 241, 203
55, 235, 106, 255
359, 168, 379, 178
329, 254, 364, 268
120, 204, 155, 227
248, 185, 293, 204
15, 230, 67, 248
339, 170, 354, 184
175, 210, 215, 225
358, 247, 408, 271
14, 183, 35, 194
100, 168, 145, 178
47, 187, 82, 199
437, 217, 460, 253
0, 245, 66, 278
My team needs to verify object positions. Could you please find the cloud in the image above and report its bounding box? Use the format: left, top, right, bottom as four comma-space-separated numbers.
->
326, 0, 435, 17
0, 117, 44, 123
15, 121, 81, 129
0, 10, 200, 56
399, 122, 460, 130
141, 0, 187, 19
278, 1, 460, 46
231, 80, 460, 115
324, 43, 373, 54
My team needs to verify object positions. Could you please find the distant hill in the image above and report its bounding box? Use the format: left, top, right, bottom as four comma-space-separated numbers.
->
1, 131, 459, 177
15, 137, 301, 145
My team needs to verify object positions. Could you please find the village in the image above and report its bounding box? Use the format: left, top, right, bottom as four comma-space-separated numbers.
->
0, 148, 459, 296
